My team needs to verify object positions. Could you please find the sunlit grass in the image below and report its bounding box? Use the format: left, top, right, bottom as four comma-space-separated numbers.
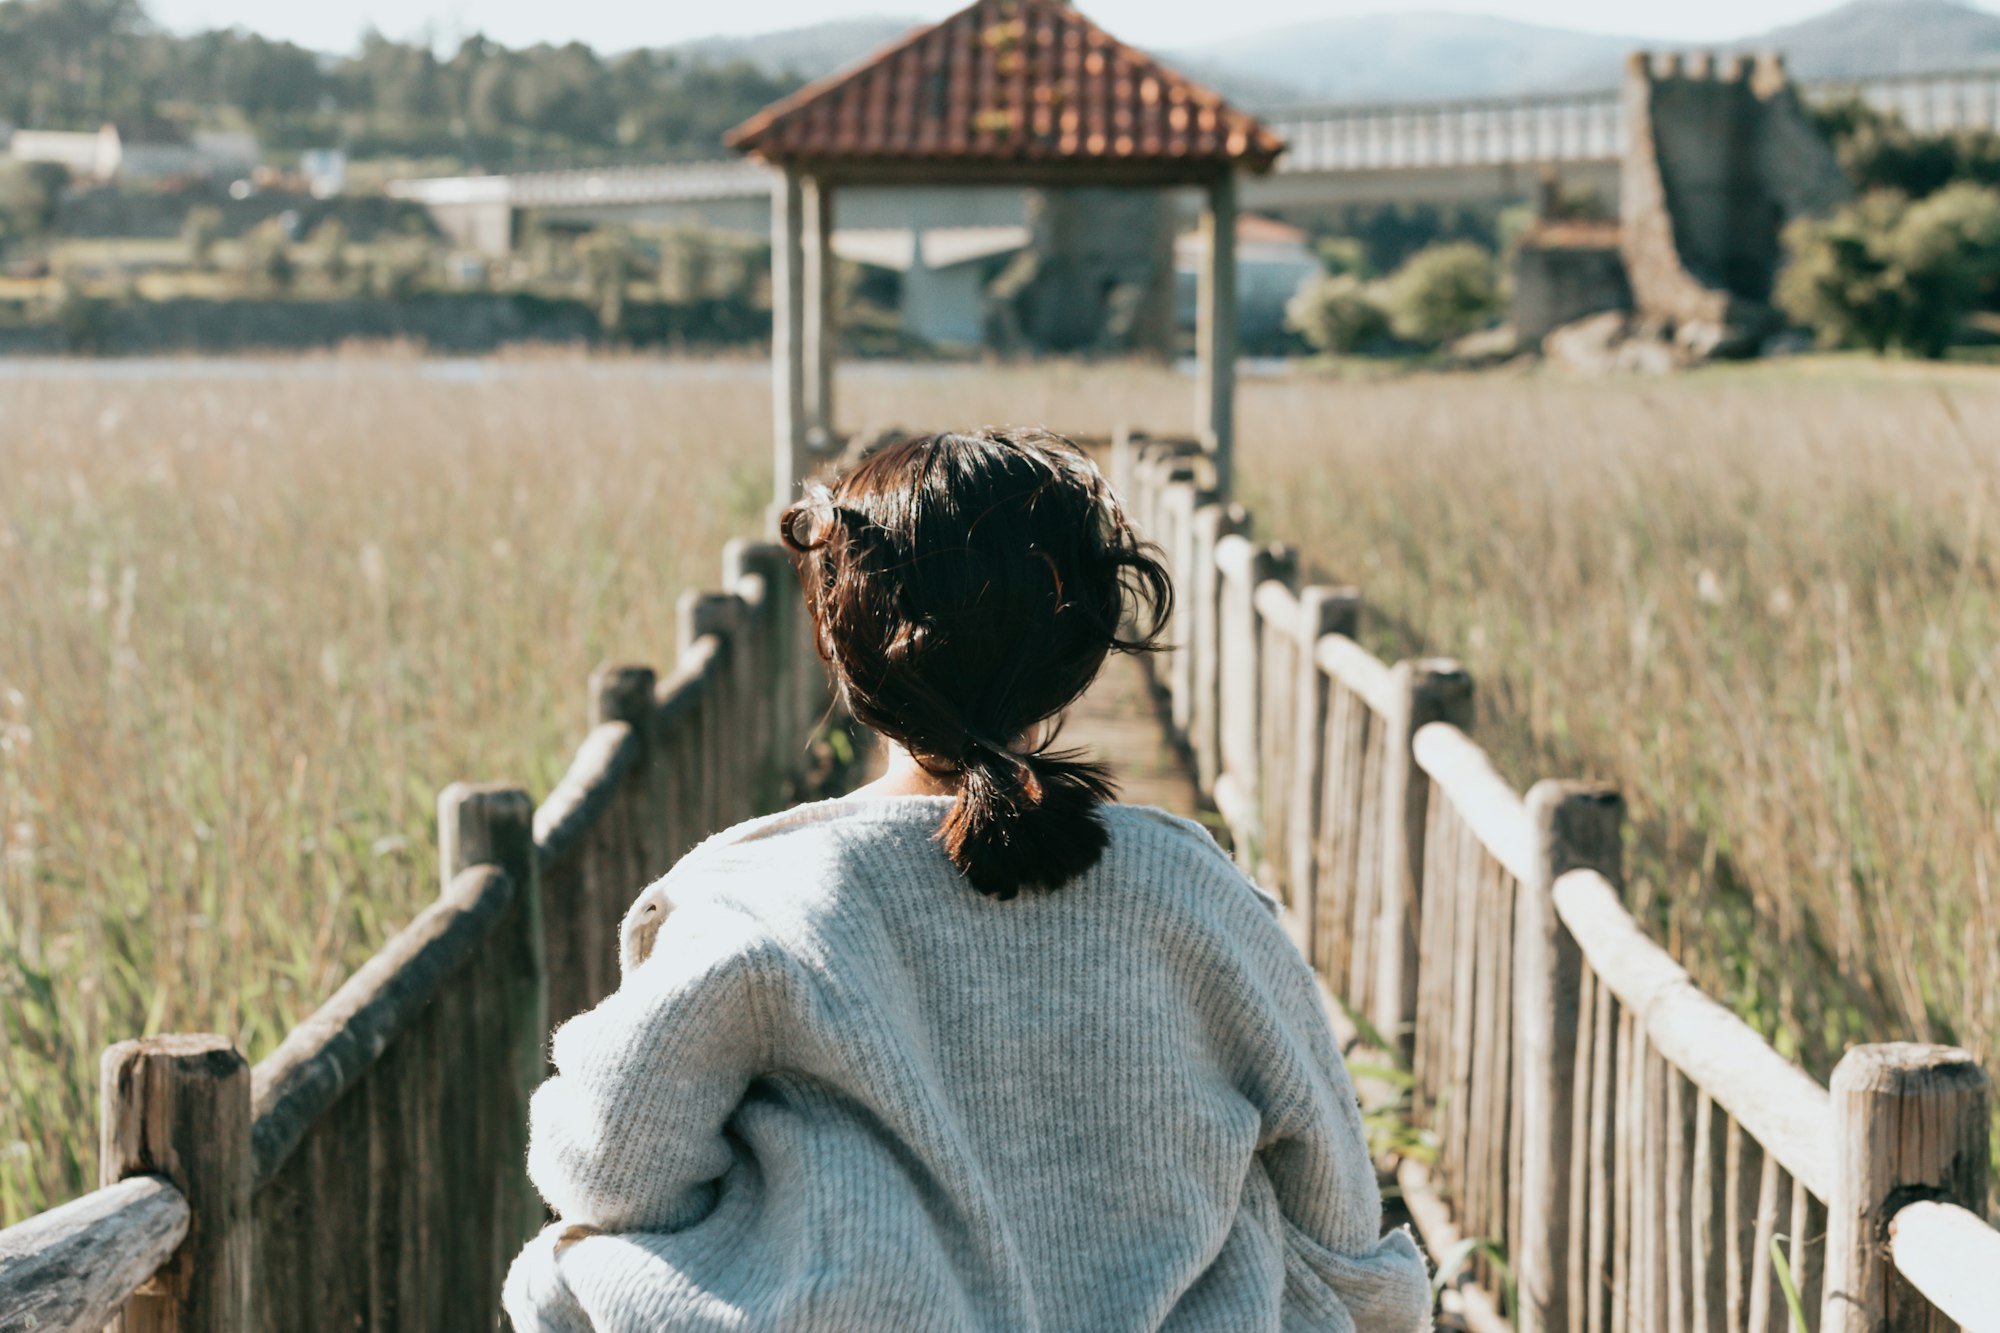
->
6, 352, 1999, 1222
1234, 361, 2000, 1111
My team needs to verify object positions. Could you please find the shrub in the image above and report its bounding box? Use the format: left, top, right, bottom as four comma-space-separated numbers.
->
1285, 272, 1391, 354
1382, 242, 1501, 345
1777, 183, 2000, 359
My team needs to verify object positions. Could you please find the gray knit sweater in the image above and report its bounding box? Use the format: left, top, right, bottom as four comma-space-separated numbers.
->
503, 795, 1431, 1332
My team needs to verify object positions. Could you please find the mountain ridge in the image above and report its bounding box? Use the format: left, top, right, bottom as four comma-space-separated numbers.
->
665, 1, 2000, 109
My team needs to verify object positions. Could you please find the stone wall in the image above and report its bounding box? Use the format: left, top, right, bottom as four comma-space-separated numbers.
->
987, 188, 1175, 357
1514, 223, 1632, 346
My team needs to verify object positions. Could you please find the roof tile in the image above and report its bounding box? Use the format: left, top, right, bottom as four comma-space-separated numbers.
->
725, 0, 1283, 175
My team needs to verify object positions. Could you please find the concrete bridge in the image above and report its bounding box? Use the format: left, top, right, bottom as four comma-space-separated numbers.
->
392, 64, 2000, 251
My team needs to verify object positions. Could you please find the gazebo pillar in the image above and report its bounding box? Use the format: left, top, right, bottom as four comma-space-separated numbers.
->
770, 166, 809, 510
802, 177, 837, 454
1194, 171, 1239, 497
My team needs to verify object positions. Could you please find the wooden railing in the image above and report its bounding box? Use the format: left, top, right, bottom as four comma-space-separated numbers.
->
0, 538, 826, 1331
1114, 431, 2000, 1332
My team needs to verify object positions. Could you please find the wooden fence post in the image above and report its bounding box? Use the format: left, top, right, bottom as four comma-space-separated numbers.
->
680, 591, 749, 826
1190, 503, 1249, 796
1159, 474, 1203, 738
591, 663, 663, 877
1215, 537, 1294, 870
728, 540, 800, 794
100, 1034, 251, 1332
1373, 659, 1474, 1054
1285, 586, 1360, 956
1822, 1044, 1992, 1333
1516, 780, 1624, 1333
437, 782, 542, 1248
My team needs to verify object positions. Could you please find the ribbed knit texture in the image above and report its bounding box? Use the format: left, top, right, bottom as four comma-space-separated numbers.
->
503, 795, 1432, 1332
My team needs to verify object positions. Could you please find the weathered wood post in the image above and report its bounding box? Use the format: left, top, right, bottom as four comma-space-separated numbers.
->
1160, 474, 1204, 739
1822, 1044, 1992, 1332
681, 590, 748, 827
770, 166, 808, 509
1190, 502, 1249, 796
1515, 781, 1624, 1333
591, 662, 662, 874
437, 782, 542, 1246
100, 1034, 252, 1332
1372, 659, 1474, 1053
1195, 170, 1238, 497
1214, 536, 1294, 870
1284, 586, 1360, 957
730, 540, 800, 799
802, 175, 836, 453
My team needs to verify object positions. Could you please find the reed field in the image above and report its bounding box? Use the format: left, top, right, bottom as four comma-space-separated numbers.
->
5, 353, 2000, 1221
1233, 362, 2000, 1107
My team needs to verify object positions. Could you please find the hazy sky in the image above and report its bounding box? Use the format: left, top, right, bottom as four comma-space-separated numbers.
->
140, 0, 2000, 57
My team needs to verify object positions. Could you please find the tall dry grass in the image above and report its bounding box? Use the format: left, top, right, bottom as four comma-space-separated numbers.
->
1234, 362, 2000, 1101
5, 354, 1998, 1222
0, 359, 785, 1218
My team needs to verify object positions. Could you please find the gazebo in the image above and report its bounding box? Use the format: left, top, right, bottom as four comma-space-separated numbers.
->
725, 0, 1284, 506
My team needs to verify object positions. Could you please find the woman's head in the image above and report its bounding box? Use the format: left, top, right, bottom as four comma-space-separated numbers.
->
781, 428, 1172, 899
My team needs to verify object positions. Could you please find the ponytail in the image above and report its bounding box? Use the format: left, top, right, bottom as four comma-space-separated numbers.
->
939, 746, 1117, 900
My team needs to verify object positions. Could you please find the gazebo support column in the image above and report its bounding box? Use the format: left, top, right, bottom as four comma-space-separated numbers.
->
1194, 171, 1238, 497
802, 176, 836, 454
770, 166, 809, 510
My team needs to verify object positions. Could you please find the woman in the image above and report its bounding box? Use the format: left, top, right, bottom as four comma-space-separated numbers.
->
504, 428, 1431, 1332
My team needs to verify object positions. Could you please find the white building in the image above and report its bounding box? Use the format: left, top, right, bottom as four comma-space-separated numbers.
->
5, 124, 260, 183
7, 126, 121, 180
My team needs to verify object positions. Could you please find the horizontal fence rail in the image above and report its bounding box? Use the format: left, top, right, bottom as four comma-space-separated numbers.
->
1111, 427, 2000, 1332
0, 535, 829, 1329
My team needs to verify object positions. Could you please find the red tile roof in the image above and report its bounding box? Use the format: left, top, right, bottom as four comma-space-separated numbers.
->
724, 0, 1284, 180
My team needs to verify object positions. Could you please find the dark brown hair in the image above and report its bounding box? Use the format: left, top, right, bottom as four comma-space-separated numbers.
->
781, 428, 1172, 899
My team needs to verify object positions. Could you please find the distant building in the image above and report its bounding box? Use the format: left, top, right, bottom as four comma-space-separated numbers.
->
8, 126, 121, 180
191, 131, 261, 181
301, 148, 348, 199
4, 123, 261, 183
1176, 214, 1323, 344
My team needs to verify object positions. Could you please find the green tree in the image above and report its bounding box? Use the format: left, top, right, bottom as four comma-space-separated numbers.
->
1777, 183, 2000, 359
1285, 273, 1391, 354
1814, 98, 2000, 200
1382, 242, 1501, 345
0, 160, 66, 249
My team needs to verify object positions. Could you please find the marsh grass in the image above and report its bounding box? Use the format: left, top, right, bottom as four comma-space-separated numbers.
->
1235, 363, 2000, 1117
5, 354, 1999, 1220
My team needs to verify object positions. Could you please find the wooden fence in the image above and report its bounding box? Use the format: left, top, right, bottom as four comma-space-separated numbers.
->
0, 539, 826, 1332
1113, 431, 2000, 1333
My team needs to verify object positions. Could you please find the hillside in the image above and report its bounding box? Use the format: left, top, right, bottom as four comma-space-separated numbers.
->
672, 18, 920, 82
1176, 13, 1636, 105
1737, 0, 2000, 77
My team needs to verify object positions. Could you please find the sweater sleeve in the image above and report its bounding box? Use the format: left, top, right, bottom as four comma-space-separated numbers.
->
525, 898, 781, 1233
1258, 945, 1434, 1333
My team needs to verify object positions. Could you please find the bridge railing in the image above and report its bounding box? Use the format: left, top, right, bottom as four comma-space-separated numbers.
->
0, 538, 828, 1331
1114, 429, 1998, 1332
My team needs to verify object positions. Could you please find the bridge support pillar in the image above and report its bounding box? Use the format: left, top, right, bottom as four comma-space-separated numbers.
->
1195, 172, 1238, 498
771, 166, 809, 512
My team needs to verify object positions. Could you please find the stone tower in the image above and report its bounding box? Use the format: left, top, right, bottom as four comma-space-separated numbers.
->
1620, 51, 1849, 354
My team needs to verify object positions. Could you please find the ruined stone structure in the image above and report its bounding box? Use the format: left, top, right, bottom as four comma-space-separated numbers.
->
1514, 219, 1631, 347
1619, 50, 1848, 353
986, 189, 1177, 357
